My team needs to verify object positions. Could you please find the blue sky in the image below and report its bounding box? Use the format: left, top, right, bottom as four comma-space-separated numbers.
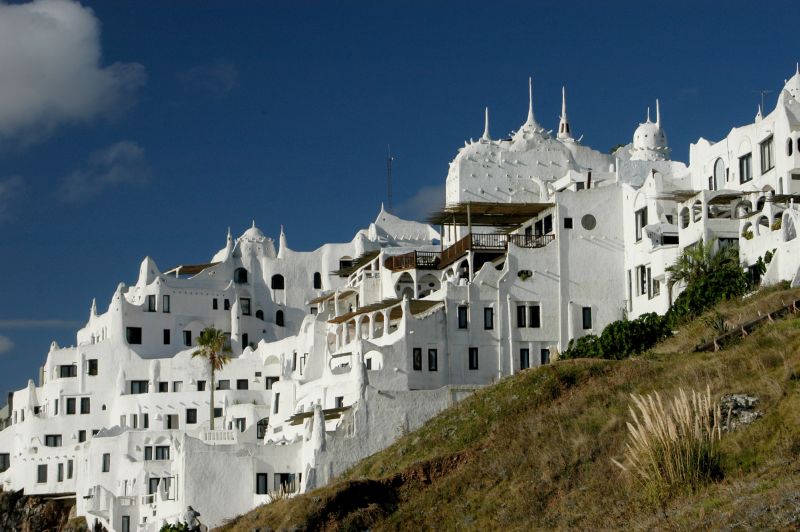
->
0, 0, 799, 396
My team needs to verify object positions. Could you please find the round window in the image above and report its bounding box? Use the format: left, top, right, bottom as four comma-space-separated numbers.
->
581, 214, 596, 230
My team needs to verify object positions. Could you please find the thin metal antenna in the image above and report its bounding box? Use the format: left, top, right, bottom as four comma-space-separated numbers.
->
752, 89, 773, 112
387, 145, 394, 212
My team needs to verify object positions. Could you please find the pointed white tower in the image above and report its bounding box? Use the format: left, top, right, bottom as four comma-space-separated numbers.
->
557, 86, 573, 141
481, 107, 491, 141
655, 99, 661, 127
278, 225, 288, 259
755, 103, 763, 122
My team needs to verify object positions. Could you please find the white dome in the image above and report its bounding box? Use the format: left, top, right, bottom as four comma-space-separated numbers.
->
633, 121, 667, 152
784, 66, 800, 101
241, 225, 266, 241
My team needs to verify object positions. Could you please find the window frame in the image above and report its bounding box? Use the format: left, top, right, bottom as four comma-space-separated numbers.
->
162, 294, 170, 313
412, 348, 422, 371
428, 348, 438, 371
739, 152, 753, 183
760, 136, 774, 174
468, 347, 479, 370
457, 306, 468, 329
483, 307, 494, 330
582, 306, 593, 330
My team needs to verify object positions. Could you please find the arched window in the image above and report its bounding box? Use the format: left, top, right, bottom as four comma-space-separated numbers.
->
713, 158, 725, 190
679, 207, 690, 229
255, 309, 264, 320
233, 268, 248, 284
313, 272, 322, 290
271, 274, 285, 290
275, 310, 284, 327
788, 138, 794, 156
756, 196, 766, 212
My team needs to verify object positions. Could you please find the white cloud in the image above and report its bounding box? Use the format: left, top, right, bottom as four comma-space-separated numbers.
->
395, 184, 445, 222
0, 175, 25, 221
177, 61, 239, 98
0, 334, 13, 355
0, 0, 146, 144
59, 141, 152, 202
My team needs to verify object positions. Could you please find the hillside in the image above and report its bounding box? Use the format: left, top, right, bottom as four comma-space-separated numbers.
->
218, 285, 800, 531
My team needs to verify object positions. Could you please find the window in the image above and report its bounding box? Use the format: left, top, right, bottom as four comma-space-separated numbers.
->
457, 306, 468, 329
87, 359, 98, 376
172, 381, 182, 392
45, 434, 62, 447
166, 414, 178, 429
0, 454, 8, 472
484, 307, 494, 330
313, 272, 322, 289
158, 382, 168, 393
214, 407, 223, 418
126, 327, 142, 345
520, 348, 530, 370
67, 459, 73, 479
217, 380, 230, 390
78, 430, 86, 443
291, 352, 297, 372
66, 398, 76, 415
122, 516, 130, 532
428, 348, 438, 371
59, 365, 77, 378
276, 310, 285, 327
132, 414, 138, 429
102, 453, 110, 473
582, 307, 593, 330
237, 379, 249, 390
564, 217, 573, 229
233, 268, 248, 283
543, 214, 553, 234
148, 477, 160, 495
789, 138, 795, 156
92, 430, 99, 436
142, 413, 149, 429
335, 396, 344, 408
541, 349, 550, 365
197, 380, 206, 391
273, 393, 280, 414
468, 347, 479, 370
37, 464, 47, 483
144, 446, 153, 461
57, 463, 64, 482
265, 377, 278, 390
271, 274, 285, 290
224, 299, 230, 311
242, 333, 249, 348
130, 380, 149, 394
760, 136, 774, 174
155, 446, 170, 460
162, 294, 170, 313
257, 418, 269, 439
147, 294, 156, 312
412, 348, 422, 371
212, 298, 218, 310
274, 473, 296, 493
517, 305, 527, 327
241, 298, 251, 316
54, 399, 59, 415
255, 309, 264, 320
163, 329, 170, 344
80, 397, 90, 414
366, 358, 372, 370
739, 153, 753, 183
183, 330, 192, 347
528, 305, 541, 328
635, 207, 648, 242
637, 265, 647, 296
256, 473, 269, 494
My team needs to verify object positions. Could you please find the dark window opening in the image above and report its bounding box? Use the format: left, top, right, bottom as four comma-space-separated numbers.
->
428, 348, 438, 371
186, 408, 197, 424
484, 307, 494, 330
412, 348, 422, 371
126, 327, 142, 345
276, 310, 285, 327
520, 348, 530, 370
183, 330, 191, 347
256, 473, 269, 494
457, 306, 468, 329
271, 274, 285, 290
66, 398, 76, 415
582, 307, 593, 330
87, 359, 98, 376
468, 347, 479, 370
313, 272, 322, 290
59, 365, 77, 378
162, 294, 170, 313
237, 379, 249, 390
147, 294, 156, 312
564, 217, 573, 229
163, 329, 170, 345
233, 268, 248, 283
80, 397, 90, 414
241, 298, 251, 316
255, 309, 264, 320
528, 305, 541, 328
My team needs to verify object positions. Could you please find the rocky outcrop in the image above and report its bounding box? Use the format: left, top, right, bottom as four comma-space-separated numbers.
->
720, 393, 763, 431
0, 488, 97, 532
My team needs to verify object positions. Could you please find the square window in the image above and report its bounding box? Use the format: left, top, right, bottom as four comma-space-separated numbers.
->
197, 380, 206, 392
428, 348, 438, 371
412, 348, 422, 371
217, 380, 230, 390
564, 217, 573, 229
158, 382, 168, 393
457, 306, 468, 329
126, 327, 142, 345
131, 380, 149, 394
45, 434, 62, 447
172, 381, 182, 392
186, 409, 197, 424
335, 396, 344, 408
214, 407, 223, 418
236, 379, 248, 390
265, 377, 278, 390
468, 347, 479, 370
155, 446, 169, 460
60, 365, 77, 378
484, 307, 494, 330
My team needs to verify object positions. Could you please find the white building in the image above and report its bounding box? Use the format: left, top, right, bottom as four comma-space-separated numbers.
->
3, 70, 800, 531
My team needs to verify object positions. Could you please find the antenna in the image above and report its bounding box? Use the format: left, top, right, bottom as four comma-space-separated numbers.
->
387, 145, 394, 212
752, 89, 773, 112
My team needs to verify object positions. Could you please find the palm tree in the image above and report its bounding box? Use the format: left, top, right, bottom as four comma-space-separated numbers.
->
192, 327, 231, 430
665, 238, 740, 303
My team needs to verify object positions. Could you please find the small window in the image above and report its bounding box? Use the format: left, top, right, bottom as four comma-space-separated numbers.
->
564, 217, 573, 229
520, 348, 530, 370
428, 348, 438, 371
237, 379, 249, 390
217, 380, 230, 390
162, 294, 170, 313
197, 380, 206, 391
66, 398, 76, 415
54, 399, 59, 415
102, 453, 111, 473
143, 413, 149, 428
126, 327, 142, 345
212, 298, 218, 310
468, 347, 479, 370
183, 330, 192, 347
516, 305, 526, 328
233, 268, 248, 283
242, 333, 249, 348
528, 305, 541, 328
172, 381, 182, 392
760, 136, 774, 174
186, 408, 197, 424
255, 309, 264, 320
213, 407, 223, 418
155, 446, 169, 460
45, 434, 62, 447
543, 214, 553, 234
241, 298, 251, 316
635, 207, 648, 242
147, 294, 156, 312
37, 464, 47, 483
484, 307, 494, 330
256, 473, 269, 494
335, 396, 344, 408
0, 453, 9, 473
292, 352, 297, 372
67, 459, 73, 479
313, 272, 322, 289
257, 418, 269, 439
144, 446, 153, 460
59, 365, 77, 378
366, 358, 372, 370
457, 306, 468, 329
57, 463, 64, 482
80, 397, 90, 414
739, 153, 753, 183
265, 377, 278, 390
273, 393, 280, 414
224, 299, 231, 311
158, 382, 168, 393
78, 430, 86, 443
276, 310, 285, 327
87, 359, 98, 376
412, 348, 422, 371
163, 329, 170, 345
582, 307, 593, 330
130, 380, 149, 394
541, 348, 550, 365
271, 274, 285, 290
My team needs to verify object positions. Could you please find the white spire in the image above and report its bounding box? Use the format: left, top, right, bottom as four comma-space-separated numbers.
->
646, 106, 651, 123
755, 104, 763, 122
525, 76, 537, 126
655, 99, 661, 127
557, 86, 572, 140
482, 106, 491, 141
251, 219, 256, 229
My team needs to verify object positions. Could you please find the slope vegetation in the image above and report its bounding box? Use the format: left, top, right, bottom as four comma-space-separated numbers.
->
219, 285, 800, 531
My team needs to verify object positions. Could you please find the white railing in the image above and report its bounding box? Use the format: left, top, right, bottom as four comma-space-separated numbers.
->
200, 429, 238, 444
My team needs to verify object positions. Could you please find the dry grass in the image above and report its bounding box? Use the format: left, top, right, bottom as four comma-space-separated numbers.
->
613, 387, 722, 501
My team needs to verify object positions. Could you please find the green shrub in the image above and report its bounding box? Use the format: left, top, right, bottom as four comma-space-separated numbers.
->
563, 312, 670, 360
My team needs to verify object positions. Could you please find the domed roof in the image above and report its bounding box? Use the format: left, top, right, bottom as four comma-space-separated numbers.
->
630, 101, 669, 162
783, 64, 800, 101
240, 222, 266, 241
